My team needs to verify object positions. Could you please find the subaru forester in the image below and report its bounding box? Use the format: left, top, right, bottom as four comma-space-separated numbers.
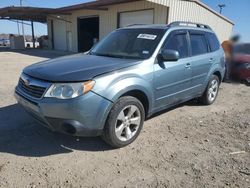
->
15, 22, 225, 148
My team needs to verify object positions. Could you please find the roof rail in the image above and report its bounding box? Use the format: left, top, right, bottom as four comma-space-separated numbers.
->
125, 24, 147, 27
169, 21, 212, 30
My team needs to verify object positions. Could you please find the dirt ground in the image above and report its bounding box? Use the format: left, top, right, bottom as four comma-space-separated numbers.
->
0, 49, 249, 188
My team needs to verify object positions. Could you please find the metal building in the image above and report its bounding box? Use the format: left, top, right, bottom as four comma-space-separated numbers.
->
0, 0, 233, 52
46, 0, 234, 52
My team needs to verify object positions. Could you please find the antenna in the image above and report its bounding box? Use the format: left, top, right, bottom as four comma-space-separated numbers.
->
218, 4, 226, 14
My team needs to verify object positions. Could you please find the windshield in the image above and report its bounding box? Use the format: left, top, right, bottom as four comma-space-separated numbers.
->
90, 28, 165, 60
233, 44, 250, 55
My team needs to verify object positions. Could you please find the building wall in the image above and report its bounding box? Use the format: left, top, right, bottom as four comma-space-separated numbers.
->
147, 0, 234, 43
47, 19, 53, 50
47, 0, 233, 52
53, 19, 67, 51
47, 15, 72, 51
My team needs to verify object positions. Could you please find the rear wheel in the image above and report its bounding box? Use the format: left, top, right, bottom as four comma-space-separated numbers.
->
200, 75, 220, 105
102, 96, 145, 148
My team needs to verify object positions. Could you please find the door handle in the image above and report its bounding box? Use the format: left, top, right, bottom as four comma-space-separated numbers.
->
185, 63, 191, 69
209, 58, 214, 62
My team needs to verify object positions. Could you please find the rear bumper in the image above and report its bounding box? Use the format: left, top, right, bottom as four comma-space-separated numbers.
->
15, 89, 113, 137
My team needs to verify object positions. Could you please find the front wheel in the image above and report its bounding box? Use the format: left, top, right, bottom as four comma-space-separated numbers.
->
102, 96, 145, 148
200, 75, 220, 105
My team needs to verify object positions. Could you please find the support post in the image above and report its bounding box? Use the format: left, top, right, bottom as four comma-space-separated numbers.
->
20, 0, 25, 45
17, 22, 20, 35
31, 21, 35, 49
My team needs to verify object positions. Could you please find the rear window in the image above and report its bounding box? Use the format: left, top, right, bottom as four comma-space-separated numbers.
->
190, 34, 208, 56
206, 32, 220, 52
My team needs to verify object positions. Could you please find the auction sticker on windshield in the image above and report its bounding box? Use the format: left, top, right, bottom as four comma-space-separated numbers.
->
137, 34, 157, 40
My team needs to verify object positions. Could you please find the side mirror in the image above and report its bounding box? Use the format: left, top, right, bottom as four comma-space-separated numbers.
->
158, 49, 180, 62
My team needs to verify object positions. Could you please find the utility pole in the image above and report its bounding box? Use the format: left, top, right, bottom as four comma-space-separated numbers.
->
31, 21, 35, 48
17, 22, 20, 35
218, 4, 226, 14
20, 0, 26, 44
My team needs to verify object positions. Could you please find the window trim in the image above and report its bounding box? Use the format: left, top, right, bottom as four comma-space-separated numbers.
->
205, 32, 220, 53
159, 29, 191, 60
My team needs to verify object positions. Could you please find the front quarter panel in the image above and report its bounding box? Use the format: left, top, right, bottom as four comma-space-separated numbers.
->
91, 61, 154, 114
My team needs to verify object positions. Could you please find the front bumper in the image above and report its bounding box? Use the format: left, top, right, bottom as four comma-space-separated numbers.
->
237, 69, 250, 81
231, 64, 250, 81
15, 89, 113, 137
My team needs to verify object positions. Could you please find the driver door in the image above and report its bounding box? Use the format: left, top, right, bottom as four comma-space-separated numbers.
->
154, 30, 192, 109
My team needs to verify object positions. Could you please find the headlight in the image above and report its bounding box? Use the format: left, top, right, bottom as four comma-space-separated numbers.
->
44, 81, 95, 99
245, 63, 250, 69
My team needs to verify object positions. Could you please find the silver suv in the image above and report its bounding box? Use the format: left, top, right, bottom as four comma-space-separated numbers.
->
15, 22, 225, 148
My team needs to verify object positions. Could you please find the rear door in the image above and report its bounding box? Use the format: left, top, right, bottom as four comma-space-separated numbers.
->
154, 30, 192, 108
206, 31, 224, 71
188, 30, 212, 94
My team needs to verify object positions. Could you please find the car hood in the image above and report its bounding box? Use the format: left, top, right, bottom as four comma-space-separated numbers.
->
23, 54, 141, 82
233, 54, 250, 63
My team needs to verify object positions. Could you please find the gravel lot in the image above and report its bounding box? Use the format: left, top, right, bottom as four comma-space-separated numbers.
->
0, 49, 249, 188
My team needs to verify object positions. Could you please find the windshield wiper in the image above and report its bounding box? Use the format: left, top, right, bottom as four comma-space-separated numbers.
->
90, 52, 145, 60
91, 53, 125, 58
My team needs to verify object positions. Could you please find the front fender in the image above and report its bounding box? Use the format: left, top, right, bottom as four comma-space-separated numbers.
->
111, 77, 153, 102
92, 75, 154, 114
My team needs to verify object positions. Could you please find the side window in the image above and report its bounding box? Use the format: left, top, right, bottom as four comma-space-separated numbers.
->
190, 34, 208, 56
163, 33, 189, 59
206, 33, 220, 52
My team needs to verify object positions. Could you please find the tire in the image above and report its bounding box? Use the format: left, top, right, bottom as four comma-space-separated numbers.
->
102, 96, 145, 148
200, 75, 220, 105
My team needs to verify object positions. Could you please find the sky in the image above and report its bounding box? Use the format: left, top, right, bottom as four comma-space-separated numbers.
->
202, 0, 250, 42
0, 0, 249, 42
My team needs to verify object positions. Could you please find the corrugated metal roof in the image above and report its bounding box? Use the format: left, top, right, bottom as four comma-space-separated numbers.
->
57, 0, 143, 12
0, 7, 68, 23
57, 0, 233, 25
0, 0, 233, 25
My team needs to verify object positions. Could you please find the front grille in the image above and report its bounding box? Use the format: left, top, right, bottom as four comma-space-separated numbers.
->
18, 77, 47, 98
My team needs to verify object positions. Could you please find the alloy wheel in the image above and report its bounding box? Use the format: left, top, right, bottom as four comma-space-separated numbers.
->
115, 105, 141, 142
208, 79, 219, 102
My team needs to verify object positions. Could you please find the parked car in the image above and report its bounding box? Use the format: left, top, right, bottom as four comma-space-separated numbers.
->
0, 39, 9, 46
231, 43, 250, 83
25, 41, 40, 48
15, 22, 225, 148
